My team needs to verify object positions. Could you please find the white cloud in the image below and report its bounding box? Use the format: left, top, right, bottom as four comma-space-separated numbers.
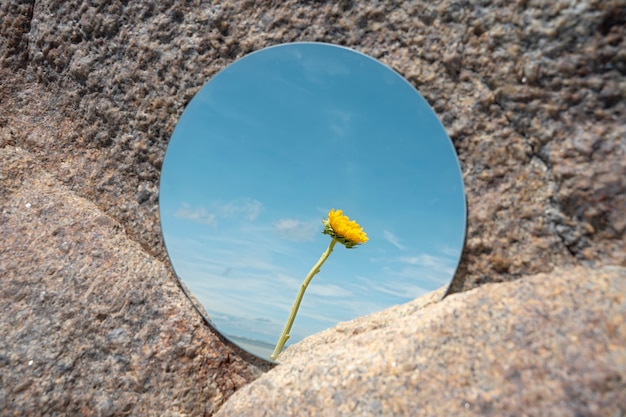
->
273, 218, 320, 242
383, 229, 405, 250
439, 244, 461, 257
362, 275, 438, 299
174, 203, 216, 225
172, 197, 264, 226
328, 108, 352, 138
399, 253, 454, 274
217, 197, 264, 221
307, 283, 352, 297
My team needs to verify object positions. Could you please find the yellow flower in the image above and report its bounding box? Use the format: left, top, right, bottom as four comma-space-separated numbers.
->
270, 208, 369, 360
323, 209, 368, 248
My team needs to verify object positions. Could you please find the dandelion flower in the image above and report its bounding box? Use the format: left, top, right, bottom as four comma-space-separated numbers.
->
323, 208, 368, 248
270, 208, 367, 361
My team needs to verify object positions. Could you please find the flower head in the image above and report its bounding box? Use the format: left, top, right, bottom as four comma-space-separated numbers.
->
322, 209, 368, 249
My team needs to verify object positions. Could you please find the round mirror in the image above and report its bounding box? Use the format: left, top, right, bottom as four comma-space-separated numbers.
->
160, 42, 466, 361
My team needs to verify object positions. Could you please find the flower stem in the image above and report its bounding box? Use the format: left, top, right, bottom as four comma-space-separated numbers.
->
270, 238, 338, 361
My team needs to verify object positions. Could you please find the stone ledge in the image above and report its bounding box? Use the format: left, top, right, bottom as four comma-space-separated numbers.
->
0, 146, 268, 416
216, 265, 626, 416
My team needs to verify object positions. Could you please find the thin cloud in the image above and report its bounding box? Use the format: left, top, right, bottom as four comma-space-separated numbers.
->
399, 253, 455, 274
383, 229, 405, 250
217, 197, 264, 221
273, 218, 320, 242
174, 203, 216, 225
307, 283, 352, 297
328, 108, 352, 138
439, 244, 461, 257
173, 198, 264, 226
356, 274, 436, 300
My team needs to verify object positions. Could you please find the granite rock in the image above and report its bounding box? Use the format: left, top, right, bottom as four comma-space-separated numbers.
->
1, 0, 625, 415
0, 146, 272, 416
216, 266, 626, 416
1, 0, 624, 291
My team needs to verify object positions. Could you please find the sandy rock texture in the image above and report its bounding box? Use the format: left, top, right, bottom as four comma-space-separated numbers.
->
1, 0, 624, 290
0, 146, 272, 415
1, 0, 625, 415
216, 266, 626, 417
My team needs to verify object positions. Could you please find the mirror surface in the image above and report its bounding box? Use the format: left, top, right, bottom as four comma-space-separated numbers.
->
160, 43, 466, 360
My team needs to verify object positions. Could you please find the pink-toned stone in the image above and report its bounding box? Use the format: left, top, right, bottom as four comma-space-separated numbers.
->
1, 0, 624, 415
0, 146, 271, 416
216, 266, 626, 416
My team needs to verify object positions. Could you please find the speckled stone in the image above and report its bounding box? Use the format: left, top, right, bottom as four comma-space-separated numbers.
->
1, 0, 625, 415
0, 146, 272, 416
1, 0, 624, 293
216, 265, 626, 416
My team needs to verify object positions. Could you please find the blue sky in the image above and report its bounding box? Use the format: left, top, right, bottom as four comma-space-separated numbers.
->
160, 43, 466, 358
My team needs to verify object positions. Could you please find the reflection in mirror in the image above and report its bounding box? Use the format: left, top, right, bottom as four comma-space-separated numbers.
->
159, 43, 466, 361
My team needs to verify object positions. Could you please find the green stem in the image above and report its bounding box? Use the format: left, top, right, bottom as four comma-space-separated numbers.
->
270, 238, 338, 361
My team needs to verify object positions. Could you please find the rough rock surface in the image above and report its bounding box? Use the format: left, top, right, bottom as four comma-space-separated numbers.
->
1, 0, 624, 291
1, 0, 625, 415
216, 266, 626, 417
0, 146, 272, 416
